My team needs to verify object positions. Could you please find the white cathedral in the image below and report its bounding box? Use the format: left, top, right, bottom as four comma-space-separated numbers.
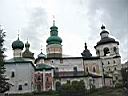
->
4, 20, 122, 94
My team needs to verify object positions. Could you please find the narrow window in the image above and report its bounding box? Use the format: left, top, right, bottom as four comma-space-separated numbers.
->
18, 85, 22, 90
11, 71, 15, 78
46, 77, 49, 82
114, 67, 117, 71
37, 76, 41, 80
115, 76, 118, 80
104, 47, 109, 56
73, 67, 77, 72
113, 47, 117, 53
96, 50, 100, 55
86, 67, 89, 72
108, 61, 110, 65
93, 67, 96, 73
73, 67, 77, 75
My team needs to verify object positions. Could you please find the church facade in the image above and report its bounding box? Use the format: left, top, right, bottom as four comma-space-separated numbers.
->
4, 21, 122, 93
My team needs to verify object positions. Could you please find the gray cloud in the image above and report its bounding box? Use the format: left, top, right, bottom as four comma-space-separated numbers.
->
22, 7, 49, 56
81, 0, 128, 62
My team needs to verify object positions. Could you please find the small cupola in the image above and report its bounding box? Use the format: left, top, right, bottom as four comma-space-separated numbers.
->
100, 24, 109, 39
38, 51, 46, 59
35, 49, 46, 64
22, 40, 34, 59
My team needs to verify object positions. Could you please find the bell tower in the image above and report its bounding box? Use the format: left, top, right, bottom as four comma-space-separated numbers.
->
95, 25, 120, 57
46, 20, 62, 58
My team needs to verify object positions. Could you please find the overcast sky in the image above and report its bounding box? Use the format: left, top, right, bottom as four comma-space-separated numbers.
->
0, 0, 128, 63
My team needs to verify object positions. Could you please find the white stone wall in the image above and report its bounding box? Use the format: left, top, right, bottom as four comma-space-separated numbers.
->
45, 58, 84, 72
5, 62, 35, 94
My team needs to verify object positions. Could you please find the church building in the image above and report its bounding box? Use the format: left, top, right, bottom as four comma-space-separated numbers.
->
4, 20, 122, 93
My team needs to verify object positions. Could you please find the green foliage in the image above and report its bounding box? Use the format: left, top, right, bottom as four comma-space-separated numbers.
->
0, 28, 9, 93
58, 80, 86, 96
88, 87, 123, 96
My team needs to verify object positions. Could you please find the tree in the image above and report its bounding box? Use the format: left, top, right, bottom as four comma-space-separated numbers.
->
121, 67, 128, 96
59, 80, 86, 96
0, 26, 9, 93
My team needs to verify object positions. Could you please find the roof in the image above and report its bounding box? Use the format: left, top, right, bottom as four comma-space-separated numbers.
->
95, 37, 119, 47
35, 64, 54, 71
5, 57, 32, 63
46, 56, 100, 60
22, 50, 34, 59
5, 57, 36, 69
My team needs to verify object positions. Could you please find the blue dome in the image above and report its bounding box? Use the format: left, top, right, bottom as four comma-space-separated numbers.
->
12, 38, 24, 50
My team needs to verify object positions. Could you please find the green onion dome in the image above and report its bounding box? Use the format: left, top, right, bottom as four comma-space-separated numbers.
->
12, 37, 24, 50
46, 36, 62, 45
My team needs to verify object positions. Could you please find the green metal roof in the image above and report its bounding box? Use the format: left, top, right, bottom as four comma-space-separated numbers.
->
5, 57, 36, 69
46, 36, 62, 45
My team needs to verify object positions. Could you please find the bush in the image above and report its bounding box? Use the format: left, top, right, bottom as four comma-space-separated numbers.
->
59, 80, 86, 96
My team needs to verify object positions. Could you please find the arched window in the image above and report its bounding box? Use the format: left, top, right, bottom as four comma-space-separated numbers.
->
93, 67, 96, 73
11, 71, 15, 78
18, 85, 22, 90
56, 82, 61, 91
46, 77, 49, 82
103, 47, 110, 56
114, 67, 117, 71
96, 50, 100, 55
73, 66, 77, 75
37, 76, 41, 80
108, 61, 110, 65
86, 67, 89, 72
113, 60, 116, 64
113, 47, 117, 53
73, 67, 77, 72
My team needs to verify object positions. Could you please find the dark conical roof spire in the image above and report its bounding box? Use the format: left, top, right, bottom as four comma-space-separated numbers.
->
25, 39, 30, 49
84, 43, 87, 49
81, 42, 92, 58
